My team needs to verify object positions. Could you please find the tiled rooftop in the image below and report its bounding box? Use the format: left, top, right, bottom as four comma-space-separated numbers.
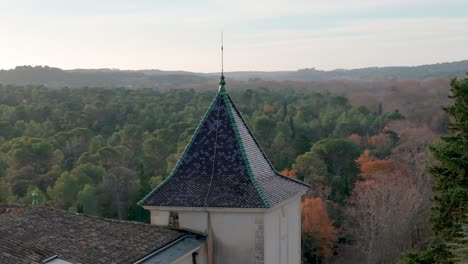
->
0, 206, 196, 264
140, 77, 309, 209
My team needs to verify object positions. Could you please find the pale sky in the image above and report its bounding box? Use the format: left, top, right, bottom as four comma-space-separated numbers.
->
0, 0, 467, 72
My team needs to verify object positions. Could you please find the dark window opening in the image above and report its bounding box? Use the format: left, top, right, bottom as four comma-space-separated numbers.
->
169, 211, 179, 227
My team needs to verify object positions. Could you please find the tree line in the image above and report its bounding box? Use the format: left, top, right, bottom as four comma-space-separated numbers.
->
0, 78, 465, 263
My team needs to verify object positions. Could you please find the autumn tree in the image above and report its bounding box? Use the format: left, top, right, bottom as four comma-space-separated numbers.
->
302, 197, 336, 263
391, 124, 438, 246
345, 166, 424, 264
356, 149, 394, 178
346, 133, 363, 147
280, 168, 297, 179
345, 134, 438, 264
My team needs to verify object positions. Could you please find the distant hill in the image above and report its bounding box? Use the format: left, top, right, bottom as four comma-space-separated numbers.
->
0, 60, 467, 88
209, 60, 468, 81
0, 66, 210, 89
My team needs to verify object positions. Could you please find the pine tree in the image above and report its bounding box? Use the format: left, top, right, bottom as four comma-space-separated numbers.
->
447, 214, 468, 263
398, 77, 468, 264
428, 76, 468, 241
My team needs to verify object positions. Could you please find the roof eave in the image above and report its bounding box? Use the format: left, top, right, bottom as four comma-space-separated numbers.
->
142, 191, 307, 213
142, 205, 269, 213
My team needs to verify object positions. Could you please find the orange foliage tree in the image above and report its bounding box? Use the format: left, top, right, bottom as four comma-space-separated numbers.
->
280, 168, 296, 179
263, 104, 273, 113
356, 149, 396, 178
301, 197, 336, 263
347, 133, 363, 147
343, 128, 432, 263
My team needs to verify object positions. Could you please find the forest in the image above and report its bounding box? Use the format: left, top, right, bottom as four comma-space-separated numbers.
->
0, 75, 466, 263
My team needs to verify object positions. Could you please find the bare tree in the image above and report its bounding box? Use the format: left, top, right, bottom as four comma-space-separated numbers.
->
337, 123, 437, 263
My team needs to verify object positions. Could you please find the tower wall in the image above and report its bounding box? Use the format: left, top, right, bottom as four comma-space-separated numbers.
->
179, 211, 208, 233
264, 197, 301, 264
147, 196, 302, 264
210, 211, 264, 264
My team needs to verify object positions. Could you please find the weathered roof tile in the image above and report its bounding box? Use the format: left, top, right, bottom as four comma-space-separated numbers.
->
0, 206, 192, 264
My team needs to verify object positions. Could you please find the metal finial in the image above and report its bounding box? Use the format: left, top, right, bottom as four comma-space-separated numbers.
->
218, 32, 226, 93
32, 191, 39, 205
221, 32, 224, 75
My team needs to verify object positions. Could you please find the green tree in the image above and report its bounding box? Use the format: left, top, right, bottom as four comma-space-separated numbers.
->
3, 137, 61, 196
309, 139, 361, 202
447, 214, 468, 263
77, 184, 99, 215
52, 128, 93, 169
428, 76, 468, 240
399, 241, 453, 264
252, 116, 276, 146
99, 166, 138, 220
293, 151, 328, 184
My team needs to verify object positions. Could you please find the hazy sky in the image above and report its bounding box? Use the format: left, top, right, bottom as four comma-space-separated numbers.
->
1, 0, 467, 72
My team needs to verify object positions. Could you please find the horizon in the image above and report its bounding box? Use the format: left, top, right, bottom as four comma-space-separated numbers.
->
2, 58, 467, 74
1, 0, 467, 72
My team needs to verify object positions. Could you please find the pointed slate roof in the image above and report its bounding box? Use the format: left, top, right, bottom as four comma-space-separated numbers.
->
140, 75, 309, 209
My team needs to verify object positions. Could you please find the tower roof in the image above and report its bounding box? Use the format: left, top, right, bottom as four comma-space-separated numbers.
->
139, 76, 309, 209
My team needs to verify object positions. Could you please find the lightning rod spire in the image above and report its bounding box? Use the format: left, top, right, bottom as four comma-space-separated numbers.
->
219, 32, 226, 93
221, 32, 224, 75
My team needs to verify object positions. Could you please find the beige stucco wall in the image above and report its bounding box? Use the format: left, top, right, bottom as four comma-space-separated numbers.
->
264, 197, 301, 264
210, 211, 263, 264
147, 196, 302, 264
177, 210, 262, 264
179, 211, 208, 233
150, 210, 170, 226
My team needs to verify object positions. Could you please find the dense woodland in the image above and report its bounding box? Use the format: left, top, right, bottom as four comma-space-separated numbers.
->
0, 75, 466, 263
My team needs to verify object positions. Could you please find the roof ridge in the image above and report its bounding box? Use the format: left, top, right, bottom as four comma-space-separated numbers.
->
138, 93, 221, 206
223, 93, 271, 208
2, 205, 195, 231
226, 95, 310, 188
0, 207, 27, 220
203, 95, 222, 207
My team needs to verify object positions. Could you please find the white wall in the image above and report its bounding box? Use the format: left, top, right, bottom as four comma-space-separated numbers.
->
150, 210, 170, 226
286, 198, 301, 264
147, 197, 302, 264
179, 211, 208, 233
264, 206, 280, 264
264, 197, 301, 264
210, 211, 263, 264
149, 209, 262, 263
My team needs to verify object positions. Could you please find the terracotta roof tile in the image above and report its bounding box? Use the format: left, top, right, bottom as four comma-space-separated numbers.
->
0, 206, 190, 263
